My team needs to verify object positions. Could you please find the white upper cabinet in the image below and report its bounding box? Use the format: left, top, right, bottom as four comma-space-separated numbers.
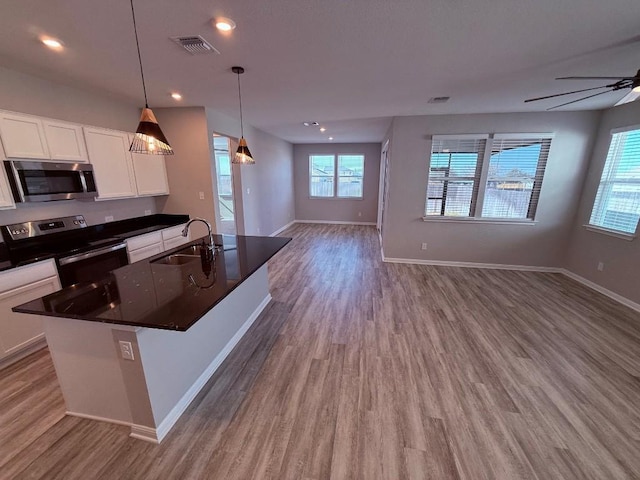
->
42, 120, 89, 163
84, 127, 137, 200
130, 136, 170, 196
0, 139, 16, 209
0, 111, 50, 159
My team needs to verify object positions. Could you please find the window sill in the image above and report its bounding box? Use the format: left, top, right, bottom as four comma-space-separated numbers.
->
583, 225, 636, 241
308, 196, 364, 201
421, 216, 537, 226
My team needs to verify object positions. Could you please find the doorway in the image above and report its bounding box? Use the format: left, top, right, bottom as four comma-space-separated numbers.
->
376, 140, 390, 241
213, 135, 238, 235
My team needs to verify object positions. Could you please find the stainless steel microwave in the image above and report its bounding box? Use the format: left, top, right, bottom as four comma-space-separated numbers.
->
3, 160, 98, 202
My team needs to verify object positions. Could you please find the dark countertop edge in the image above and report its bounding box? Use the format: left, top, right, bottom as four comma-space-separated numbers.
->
0, 213, 190, 273
12, 235, 293, 332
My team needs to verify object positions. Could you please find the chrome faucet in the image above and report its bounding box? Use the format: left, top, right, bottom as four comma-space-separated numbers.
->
182, 217, 215, 251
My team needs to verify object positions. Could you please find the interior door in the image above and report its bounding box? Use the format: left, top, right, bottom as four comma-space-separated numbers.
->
377, 140, 390, 239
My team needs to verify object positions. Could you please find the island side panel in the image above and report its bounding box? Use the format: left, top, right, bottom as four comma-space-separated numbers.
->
133, 264, 271, 440
43, 317, 133, 425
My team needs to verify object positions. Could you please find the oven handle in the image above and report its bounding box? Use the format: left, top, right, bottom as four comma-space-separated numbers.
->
58, 243, 127, 266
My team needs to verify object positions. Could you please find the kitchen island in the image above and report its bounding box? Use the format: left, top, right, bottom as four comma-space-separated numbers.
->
13, 233, 290, 443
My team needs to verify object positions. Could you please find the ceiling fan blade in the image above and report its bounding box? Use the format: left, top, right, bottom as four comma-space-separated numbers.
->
556, 76, 636, 80
525, 85, 610, 103
546, 89, 617, 110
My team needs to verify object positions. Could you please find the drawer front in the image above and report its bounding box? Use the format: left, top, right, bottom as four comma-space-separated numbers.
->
0, 259, 58, 293
161, 224, 187, 241
128, 242, 163, 263
126, 231, 163, 251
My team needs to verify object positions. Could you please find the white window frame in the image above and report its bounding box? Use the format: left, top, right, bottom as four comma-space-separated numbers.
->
585, 125, 640, 239
309, 154, 365, 199
423, 133, 554, 224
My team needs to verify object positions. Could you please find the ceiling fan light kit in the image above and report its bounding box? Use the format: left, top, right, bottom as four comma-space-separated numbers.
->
525, 68, 640, 110
129, 0, 174, 155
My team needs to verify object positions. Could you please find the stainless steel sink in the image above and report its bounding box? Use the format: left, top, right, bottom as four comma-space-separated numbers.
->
153, 254, 200, 266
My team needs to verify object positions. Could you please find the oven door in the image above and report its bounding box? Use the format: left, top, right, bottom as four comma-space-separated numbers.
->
4, 161, 97, 202
57, 243, 128, 288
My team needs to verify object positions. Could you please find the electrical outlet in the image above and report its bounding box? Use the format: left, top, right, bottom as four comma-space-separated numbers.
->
144, 209, 151, 216
358, 212, 362, 217
246, 187, 251, 195
421, 243, 428, 250
119, 341, 135, 361
198, 192, 205, 200
597, 261, 604, 271
105, 215, 114, 222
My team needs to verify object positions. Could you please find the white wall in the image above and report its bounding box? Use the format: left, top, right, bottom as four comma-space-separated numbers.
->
205, 108, 295, 236
0, 66, 158, 228
293, 143, 381, 223
563, 100, 640, 304
382, 111, 601, 266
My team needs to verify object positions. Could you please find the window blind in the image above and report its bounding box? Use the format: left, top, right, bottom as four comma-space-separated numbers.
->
589, 128, 640, 234
426, 136, 486, 217
482, 136, 552, 219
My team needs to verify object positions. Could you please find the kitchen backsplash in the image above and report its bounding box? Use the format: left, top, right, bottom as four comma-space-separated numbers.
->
0, 196, 157, 234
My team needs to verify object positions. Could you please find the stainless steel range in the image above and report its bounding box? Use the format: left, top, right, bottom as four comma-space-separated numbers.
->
1, 215, 128, 287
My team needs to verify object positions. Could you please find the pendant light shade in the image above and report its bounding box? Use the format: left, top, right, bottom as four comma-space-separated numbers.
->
128, 0, 174, 155
231, 66, 254, 165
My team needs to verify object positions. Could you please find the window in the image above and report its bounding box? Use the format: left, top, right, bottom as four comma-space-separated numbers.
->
309, 154, 364, 198
425, 134, 552, 221
589, 127, 640, 235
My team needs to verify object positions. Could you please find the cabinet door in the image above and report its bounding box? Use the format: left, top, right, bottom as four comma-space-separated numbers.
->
0, 276, 60, 358
84, 128, 137, 199
0, 139, 16, 209
42, 120, 88, 163
0, 111, 49, 159
130, 136, 170, 196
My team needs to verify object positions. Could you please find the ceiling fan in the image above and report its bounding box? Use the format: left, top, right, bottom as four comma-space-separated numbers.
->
525, 68, 640, 110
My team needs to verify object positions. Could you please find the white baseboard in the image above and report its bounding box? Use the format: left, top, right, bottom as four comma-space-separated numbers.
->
559, 269, 640, 314
66, 411, 133, 428
130, 424, 161, 443
382, 255, 561, 273
146, 294, 273, 444
0, 337, 47, 371
294, 219, 376, 226
270, 220, 296, 237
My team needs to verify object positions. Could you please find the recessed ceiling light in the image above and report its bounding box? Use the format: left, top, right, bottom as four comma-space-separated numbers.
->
171, 92, 183, 100
41, 37, 63, 50
320, 127, 326, 132
328, 137, 334, 141
214, 17, 236, 32
303, 121, 319, 127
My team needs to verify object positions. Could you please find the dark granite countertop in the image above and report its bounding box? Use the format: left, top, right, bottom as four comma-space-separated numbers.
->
13, 234, 291, 331
0, 214, 189, 272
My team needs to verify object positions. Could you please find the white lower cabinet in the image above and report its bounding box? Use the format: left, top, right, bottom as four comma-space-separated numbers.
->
126, 231, 164, 263
162, 223, 190, 251
0, 260, 61, 367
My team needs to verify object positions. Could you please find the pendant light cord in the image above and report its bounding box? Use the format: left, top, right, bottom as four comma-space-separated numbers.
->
237, 72, 244, 138
130, 0, 149, 108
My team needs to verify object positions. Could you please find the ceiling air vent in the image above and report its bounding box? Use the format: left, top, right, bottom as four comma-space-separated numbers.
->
428, 96, 450, 104
171, 35, 220, 55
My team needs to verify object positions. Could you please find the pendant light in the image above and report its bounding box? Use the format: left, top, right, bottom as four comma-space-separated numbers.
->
129, 0, 174, 155
231, 66, 255, 164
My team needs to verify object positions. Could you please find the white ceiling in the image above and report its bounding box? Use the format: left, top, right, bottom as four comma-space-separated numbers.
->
1, 0, 639, 144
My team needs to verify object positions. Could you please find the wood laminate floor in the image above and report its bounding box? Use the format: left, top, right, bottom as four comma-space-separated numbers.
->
1, 224, 640, 479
